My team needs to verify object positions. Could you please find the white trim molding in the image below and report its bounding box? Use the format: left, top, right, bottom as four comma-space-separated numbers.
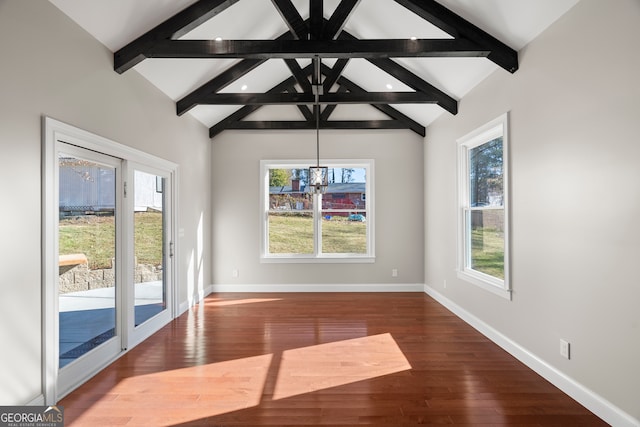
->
211, 283, 424, 293
424, 284, 639, 427
178, 284, 215, 316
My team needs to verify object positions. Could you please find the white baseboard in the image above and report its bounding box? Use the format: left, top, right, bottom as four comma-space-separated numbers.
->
424, 284, 639, 427
210, 283, 424, 293
178, 284, 215, 316
202, 284, 215, 298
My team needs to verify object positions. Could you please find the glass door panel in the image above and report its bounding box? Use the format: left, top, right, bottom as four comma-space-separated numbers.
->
133, 170, 167, 327
58, 152, 118, 368
45, 119, 177, 402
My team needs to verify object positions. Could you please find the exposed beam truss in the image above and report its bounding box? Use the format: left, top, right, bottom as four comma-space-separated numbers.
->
271, 0, 308, 39
196, 91, 447, 105
115, 0, 240, 74
208, 63, 426, 138
332, 69, 425, 137
393, 0, 518, 73
223, 120, 414, 131
129, 38, 490, 60
323, 0, 360, 40
115, 0, 518, 138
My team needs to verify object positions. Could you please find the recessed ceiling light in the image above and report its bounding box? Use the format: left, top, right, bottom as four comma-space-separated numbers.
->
215, 37, 223, 41
410, 36, 417, 41
241, 84, 248, 91
386, 83, 393, 90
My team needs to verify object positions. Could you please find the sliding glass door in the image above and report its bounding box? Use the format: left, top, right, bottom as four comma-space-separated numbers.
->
57, 145, 123, 395
44, 117, 177, 403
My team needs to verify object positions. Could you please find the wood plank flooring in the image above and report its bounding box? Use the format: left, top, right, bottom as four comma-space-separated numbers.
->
60, 293, 608, 426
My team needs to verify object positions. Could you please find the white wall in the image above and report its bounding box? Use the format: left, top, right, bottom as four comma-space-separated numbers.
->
211, 128, 425, 289
0, 0, 211, 404
424, 0, 640, 422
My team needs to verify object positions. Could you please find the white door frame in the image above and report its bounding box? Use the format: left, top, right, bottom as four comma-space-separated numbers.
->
125, 162, 175, 349
42, 117, 178, 404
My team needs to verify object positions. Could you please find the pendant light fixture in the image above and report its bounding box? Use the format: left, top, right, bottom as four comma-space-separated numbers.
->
309, 55, 328, 194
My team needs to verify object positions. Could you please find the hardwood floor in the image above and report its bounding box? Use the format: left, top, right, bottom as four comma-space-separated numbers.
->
60, 293, 608, 426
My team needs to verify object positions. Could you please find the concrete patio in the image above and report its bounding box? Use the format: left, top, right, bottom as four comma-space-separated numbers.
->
59, 281, 164, 367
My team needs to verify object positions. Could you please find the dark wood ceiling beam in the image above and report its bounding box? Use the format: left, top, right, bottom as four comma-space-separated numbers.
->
333, 72, 425, 136
209, 105, 261, 138
146, 38, 489, 59
209, 61, 425, 137
310, 0, 324, 40
323, 0, 360, 39
224, 120, 414, 131
311, 56, 322, 120
198, 91, 442, 105
290, 58, 347, 121
114, 0, 240, 73
285, 84, 314, 120
368, 57, 457, 115
321, 85, 348, 121
317, 61, 425, 137
336, 30, 457, 115
177, 58, 265, 116
209, 71, 306, 137
177, 32, 295, 116
270, 0, 308, 39
322, 58, 349, 92
393, 0, 518, 73
284, 59, 312, 92
112, 0, 514, 138
311, 57, 321, 87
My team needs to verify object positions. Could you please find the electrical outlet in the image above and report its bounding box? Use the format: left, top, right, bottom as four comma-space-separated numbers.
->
391, 269, 398, 277
560, 339, 570, 359
232, 269, 239, 278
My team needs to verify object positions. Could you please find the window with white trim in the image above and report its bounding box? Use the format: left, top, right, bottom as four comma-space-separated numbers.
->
457, 114, 510, 298
261, 160, 374, 262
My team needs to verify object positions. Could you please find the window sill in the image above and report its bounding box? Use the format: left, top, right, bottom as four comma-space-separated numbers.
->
261, 256, 375, 264
457, 270, 511, 300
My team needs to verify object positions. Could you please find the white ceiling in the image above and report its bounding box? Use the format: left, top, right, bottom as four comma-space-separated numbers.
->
49, 0, 580, 134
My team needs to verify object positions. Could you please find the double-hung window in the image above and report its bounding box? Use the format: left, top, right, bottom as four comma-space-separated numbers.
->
457, 114, 510, 298
261, 160, 374, 262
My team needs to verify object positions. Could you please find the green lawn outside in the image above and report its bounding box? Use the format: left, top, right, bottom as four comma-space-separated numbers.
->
133, 211, 164, 267
322, 218, 367, 253
59, 212, 163, 269
269, 213, 366, 254
470, 227, 504, 279
268, 213, 314, 254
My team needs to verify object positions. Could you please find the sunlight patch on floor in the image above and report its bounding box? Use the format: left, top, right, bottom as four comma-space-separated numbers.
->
66, 334, 412, 425
82, 353, 275, 423
273, 333, 412, 400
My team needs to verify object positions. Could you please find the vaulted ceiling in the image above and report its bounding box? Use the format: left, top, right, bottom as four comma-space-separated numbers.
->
49, 0, 579, 138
